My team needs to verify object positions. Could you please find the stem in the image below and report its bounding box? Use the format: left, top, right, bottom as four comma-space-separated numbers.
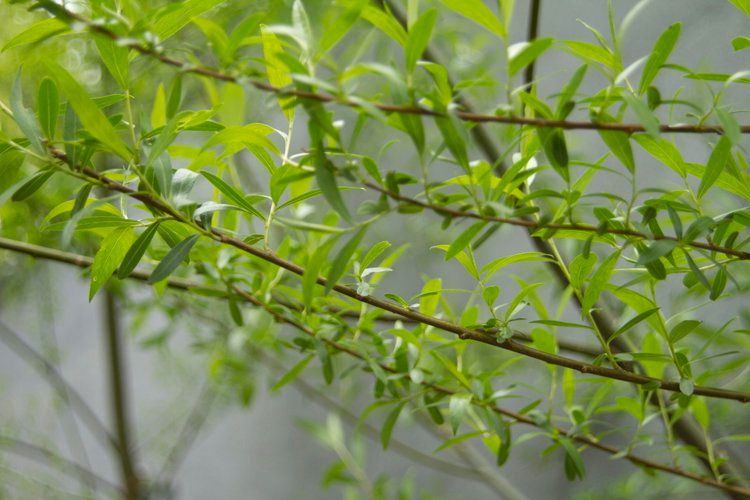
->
102, 290, 140, 498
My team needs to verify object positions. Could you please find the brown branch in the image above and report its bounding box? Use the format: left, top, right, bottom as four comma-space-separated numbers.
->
0, 239, 743, 494
42, 6, 750, 136
60, 161, 750, 403
364, 181, 750, 261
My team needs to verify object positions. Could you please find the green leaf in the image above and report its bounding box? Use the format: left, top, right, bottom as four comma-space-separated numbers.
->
302, 237, 337, 311
261, 26, 295, 121
444, 222, 487, 261
560, 438, 586, 480
11, 70, 45, 155
633, 134, 686, 177
319, 0, 365, 54
637, 240, 678, 265
326, 227, 367, 294
439, 0, 506, 39
312, 143, 352, 224
11, 170, 55, 202
609, 308, 660, 345
117, 222, 160, 279
89, 226, 136, 300
362, 5, 407, 45
95, 36, 129, 89
698, 136, 732, 198
37, 78, 59, 141
624, 93, 660, 138
732, 36, 750, 51
569, 253, 598, 290
360, 241, 391, 272
434, 431, 485, 453
482, 252, 554, 279
200, 171, 265, 220
710, 268, 727, 301
271, 354, 314, 391
381, 402, 406, 449
431, 351, 471, 390
2, 18, 69, 52
729, 0, 750, 17
405, 8, 438, 76
151, 0, 227, 40
419, 278, 443, 317
581, 250, 620, 316
508, 38, 553, 77
639, 23, 681, 94
148, 234, 200, 284
599, 130, 635, 173
45, 61, 130, 159
670, 319, 701, 344
435, 113, 470, 169
564, 41, 615, 68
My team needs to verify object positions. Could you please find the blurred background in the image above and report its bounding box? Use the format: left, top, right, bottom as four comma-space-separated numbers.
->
1, 0, 749, 498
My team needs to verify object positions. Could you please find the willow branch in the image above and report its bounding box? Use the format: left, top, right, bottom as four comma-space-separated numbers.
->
0, 435, 123, 495
0, 239, 742, 494
364, 181, 750, 261
0, 320, 117, 454
66, 161, 750, 403
41, 6, 750, 136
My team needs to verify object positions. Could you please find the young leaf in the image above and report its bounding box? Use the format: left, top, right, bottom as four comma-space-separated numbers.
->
261, 26, 295, 121
639, 23, 681, 94
271, 354, 314, 391
439, 0, 506, 39
581, 250, 620, 316
508, 38, 553, 77
37, 78, 59, 140
381, 402, 406, 449
45, 61, 130, 159
117, 222, 160, 279
148, 234, 200, 284
444, 222, 487, 261
89, 226, 137, 300
200, 171, 265, 220
95, 36, 129, 89
360, 241, 391, 272
405, 8, 438, 76
698, 136, 732, 198
326, 227, 367, 294
11, 70, 45, 155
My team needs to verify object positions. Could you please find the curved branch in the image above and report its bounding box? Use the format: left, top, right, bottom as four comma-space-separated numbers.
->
43, 6, 750, 136
58, 161, 750, 403
363, 181, 750, 261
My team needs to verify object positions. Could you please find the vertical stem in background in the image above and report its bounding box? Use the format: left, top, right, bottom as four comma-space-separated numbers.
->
523, 0, 542, 88
103, 290, 140, 499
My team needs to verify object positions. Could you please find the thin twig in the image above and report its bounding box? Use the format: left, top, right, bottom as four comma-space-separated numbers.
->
0, 434, 123, 495
41, 5, 750, 136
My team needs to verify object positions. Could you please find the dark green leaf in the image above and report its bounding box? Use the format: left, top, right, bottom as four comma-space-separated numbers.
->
639, 23, 681, 94
148, 234, 200, 284
118, 222, 160, 279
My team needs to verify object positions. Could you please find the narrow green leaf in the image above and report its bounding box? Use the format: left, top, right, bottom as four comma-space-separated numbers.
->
11, 70, 45, 155
637, 240, 678, 265
312, 144, 352, 224
11, 171, 55, 201
609, 308, 660, 344
698, 136, 732, 198
405, 9, 438, 76
117, 222, 160, 279
508, 38, 553, 77
639, 23, 681, 94
200, 171, 265, 220
89, 226, 136, 300
37, 78, 59, 140
381, 402, 406, 449
633, 134, 686, 177
581, 250, 620, 316
670, 319, 701, 343
261, 26, 295, 121
599, 130, 635, 172
45, 61, 130, 159
732, 36, 750, 51
445, 222, 487, 261
439, 0, 506, 39
2, 18, 69, 52
326, 227, 367, 294
360, 241, 391, 272
711, 267, 727, 301
151, 0, 226, 40
148, 234, 200, 284
624, 93, 660, 137
361, 6, 408, 46
302, 237, 337, 311
271, 354, 314, 391
95, 36, 129, 89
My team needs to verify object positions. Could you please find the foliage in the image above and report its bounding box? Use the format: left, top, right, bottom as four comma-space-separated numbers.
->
1, 0, 750, 497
